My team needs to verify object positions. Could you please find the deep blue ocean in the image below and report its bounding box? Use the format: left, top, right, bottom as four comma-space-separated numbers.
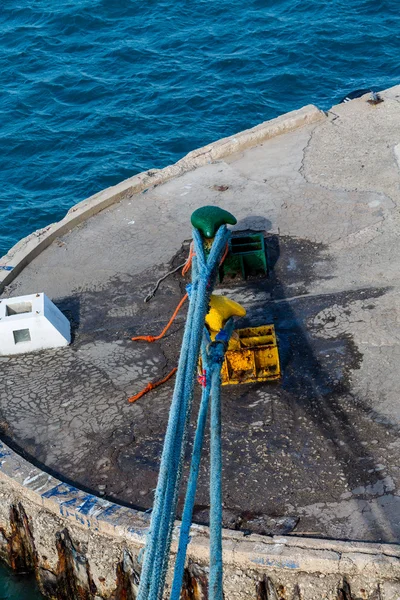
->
0, 0, 399, 595
1, 0, 399, 260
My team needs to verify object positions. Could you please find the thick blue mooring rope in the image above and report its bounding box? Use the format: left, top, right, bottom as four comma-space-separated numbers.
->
169, 337, 212, 600
170, 320, 234, 600
208, 333, 231, 600
137, 225, 231, 600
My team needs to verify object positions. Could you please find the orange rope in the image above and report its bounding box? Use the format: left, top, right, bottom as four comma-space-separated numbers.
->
131, 293, 188, 342
220, 242, 229, 265
128, 241, 230, 404
182, 241, 228, 277
131, 242, 229, 344
128, 367, 178, 403
182, 242, 195, 276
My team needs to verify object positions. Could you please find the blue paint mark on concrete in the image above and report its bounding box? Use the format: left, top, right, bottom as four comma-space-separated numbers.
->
127, 526, 147, 539
60, 498, 80, 509
60, 506, 86, 526
42, 483, 77, 498
98, 504, 118, 519
252, 557, 299, 570
0, 444, 12, 460
59, 499, 114, 529
59, 502, 87, 525
77, 496, 99, 516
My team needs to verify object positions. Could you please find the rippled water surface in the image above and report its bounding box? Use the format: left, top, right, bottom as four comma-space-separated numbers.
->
1, 0, 399, 257
0, 0, 399, 593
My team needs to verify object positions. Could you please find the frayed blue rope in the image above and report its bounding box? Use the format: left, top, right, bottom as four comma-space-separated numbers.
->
158, 227, 231, 593
208, 321, 234, 600
169, 335, 210, 599
137, 225, 230, 600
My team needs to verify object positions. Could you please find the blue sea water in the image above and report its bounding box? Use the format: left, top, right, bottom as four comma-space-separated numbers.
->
1, 0, 399, 259
0, 0, 399, 595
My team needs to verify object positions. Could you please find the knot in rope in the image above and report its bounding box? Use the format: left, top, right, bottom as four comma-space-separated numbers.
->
128, 368, 178, 403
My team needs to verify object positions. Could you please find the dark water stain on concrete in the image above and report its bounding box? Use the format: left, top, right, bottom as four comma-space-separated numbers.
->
0, 234, 396, 540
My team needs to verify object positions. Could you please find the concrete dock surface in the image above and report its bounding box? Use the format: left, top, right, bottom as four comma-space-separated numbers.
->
2, 85, 400, 546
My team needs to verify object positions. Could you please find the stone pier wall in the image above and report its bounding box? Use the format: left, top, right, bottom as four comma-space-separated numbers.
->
0, 438, 399, 599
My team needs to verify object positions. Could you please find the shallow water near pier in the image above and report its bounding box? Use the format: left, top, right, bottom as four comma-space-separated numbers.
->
0, 561, 42, 599
0, 0, 399, 595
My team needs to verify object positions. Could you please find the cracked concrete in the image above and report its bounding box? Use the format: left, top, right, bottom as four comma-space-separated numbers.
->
2, 86, 400, 549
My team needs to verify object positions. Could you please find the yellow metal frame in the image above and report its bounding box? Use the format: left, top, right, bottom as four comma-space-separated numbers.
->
221, 325, 280, 385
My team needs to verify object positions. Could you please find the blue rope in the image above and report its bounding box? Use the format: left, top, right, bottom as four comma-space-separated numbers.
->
153, 228, 230, 596
137, 225, 230, 600
209, 344, 225, 600
170, 321, 234, 600
137, 271, 199, 600
169, 342, 211, 599
169, 329, 210, 598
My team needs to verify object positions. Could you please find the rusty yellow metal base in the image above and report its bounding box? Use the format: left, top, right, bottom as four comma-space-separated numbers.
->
221, 325, 280, 385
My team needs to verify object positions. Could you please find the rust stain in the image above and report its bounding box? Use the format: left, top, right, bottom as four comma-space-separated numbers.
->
256, 578, 301, 600
55, 528, 97, 600
367, 94, 384, 106
256, 576, 279, 600
256, 579, 268, 600
276, 584, 287, 599
8, 503, 37, 574
0, 502, 387, 600
38, 566, 58, 599
111, 550, 139, 600
181, 562, 208, 600
113, 562, 131, 600
212, 185, 229, 192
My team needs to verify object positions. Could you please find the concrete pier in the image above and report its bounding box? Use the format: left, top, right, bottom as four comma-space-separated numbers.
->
1, 86, 400, 598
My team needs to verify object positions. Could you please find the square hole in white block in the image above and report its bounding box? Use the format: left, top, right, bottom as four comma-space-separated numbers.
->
6, 302, 32, 316
13, 329, 31, 344
0, 293, 71, 355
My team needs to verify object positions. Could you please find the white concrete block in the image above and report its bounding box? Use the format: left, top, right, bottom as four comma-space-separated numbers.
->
0, 293, 71, 356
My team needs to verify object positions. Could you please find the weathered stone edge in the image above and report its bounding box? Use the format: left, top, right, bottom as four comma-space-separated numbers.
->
1, 437, 400, 579
0, 104, 325, 293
